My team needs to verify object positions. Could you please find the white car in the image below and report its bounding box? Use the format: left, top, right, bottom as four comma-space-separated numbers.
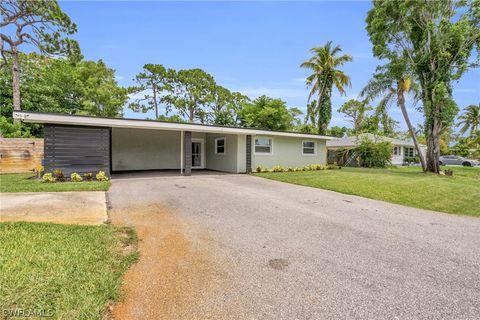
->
439, 155, 480, 167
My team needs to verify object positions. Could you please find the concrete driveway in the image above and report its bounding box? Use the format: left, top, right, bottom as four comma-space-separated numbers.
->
108, 172, 480, 320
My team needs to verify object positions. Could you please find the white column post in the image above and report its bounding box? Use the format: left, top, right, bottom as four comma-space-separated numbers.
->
180, 130, 184, 175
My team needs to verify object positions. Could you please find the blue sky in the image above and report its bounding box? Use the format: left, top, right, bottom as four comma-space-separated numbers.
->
59, 1, 479, 131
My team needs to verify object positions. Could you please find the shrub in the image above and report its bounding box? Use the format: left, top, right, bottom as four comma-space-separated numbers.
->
255, 165, 263, 173
96, 171, 109, 181
272, 165, 285, 172
287, 167, 295, 172
53, 169, 66, 182
404, 156, 420, 165
354, 138, 392, 168
84, 173, 93, 181
71, 172, 83, 182
42, 173, 55, 183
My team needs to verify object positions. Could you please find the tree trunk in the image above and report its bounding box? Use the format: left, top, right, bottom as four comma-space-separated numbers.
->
396, 83, 427, 171
426, 117, 442, 173
189, 107, 194, 123
11, 48, 21, 112
152, 83, 158, 119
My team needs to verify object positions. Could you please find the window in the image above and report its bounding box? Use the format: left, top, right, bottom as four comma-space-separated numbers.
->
215, 137, 225, 154
404, 147, 414, 157
302, 141, 316, 155
254, 138, 272, 154
393, 146, 400, 156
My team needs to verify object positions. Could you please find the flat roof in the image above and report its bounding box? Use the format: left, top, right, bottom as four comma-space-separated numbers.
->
13, 111, 334, 140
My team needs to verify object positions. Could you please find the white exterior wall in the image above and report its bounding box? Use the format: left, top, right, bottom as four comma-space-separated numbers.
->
251, 135, 327, 169
112, 128, 182, 171
112, 128, 205, 171
205, 133, 238, 173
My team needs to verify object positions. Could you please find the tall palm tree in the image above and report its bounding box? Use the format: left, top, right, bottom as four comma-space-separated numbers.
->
300, 41, 352, 135
457, 104, 480, 137
360, 61, 427, 171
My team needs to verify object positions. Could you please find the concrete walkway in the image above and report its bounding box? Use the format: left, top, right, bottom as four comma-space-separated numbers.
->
108, 172, 480, 320
0, 191, 108, 225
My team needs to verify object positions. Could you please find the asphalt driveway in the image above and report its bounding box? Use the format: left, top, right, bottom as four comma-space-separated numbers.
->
108, 172, 480, 320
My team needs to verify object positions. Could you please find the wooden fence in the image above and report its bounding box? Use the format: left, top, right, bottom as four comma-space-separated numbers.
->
0, 138, 44, 173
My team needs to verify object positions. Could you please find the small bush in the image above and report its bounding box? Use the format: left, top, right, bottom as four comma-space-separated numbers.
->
272, 165, 285, 172
71, 172, 83, 182
255, 165, 263, 173
42, 173, 55, 183
96, 171, 109, 181
287, 167, 295, 172
53, 169, 66, 182
84, 173, 93, 181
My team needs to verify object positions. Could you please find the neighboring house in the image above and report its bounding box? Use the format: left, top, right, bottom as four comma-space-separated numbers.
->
13, 111, 333, 176
326, 133, 427, 166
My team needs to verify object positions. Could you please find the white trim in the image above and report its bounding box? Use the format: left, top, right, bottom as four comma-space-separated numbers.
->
14, 111, 333, 140
191, 138, 205, 169
214, 137, 226, 155
253, 137, 273, 155
302, 140, 317, 156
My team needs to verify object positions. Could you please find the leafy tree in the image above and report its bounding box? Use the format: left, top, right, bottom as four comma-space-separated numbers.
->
238, 95, 298, 131
338, 99, 373, 132
0, 0, 80, 112
206, 86, 249, 126
163, 68, 216, 123
366, 0, 480, 173
156, 114, 185, 123
457, 104, 480, 137
128, 64, 175, 119
300, 41, 352, 135
0, 115, 31, 137
327, 126, 352, 138
360, 61, 426, 170
0, 53, 127, 136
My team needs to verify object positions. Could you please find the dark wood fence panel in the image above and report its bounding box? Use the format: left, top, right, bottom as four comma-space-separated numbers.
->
0, 138, 44, 173
44, 125, 110, 175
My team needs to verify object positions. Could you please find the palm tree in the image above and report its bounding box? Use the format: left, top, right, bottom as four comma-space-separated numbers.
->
457, 104, 480, 137
300, 41, 352, 135
360, 61, 427, 171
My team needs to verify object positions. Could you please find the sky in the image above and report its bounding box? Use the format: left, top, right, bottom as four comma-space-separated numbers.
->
57, 1, 479, 131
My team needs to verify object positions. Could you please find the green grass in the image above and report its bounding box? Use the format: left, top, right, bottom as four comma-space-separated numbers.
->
0, 173, 111, 192
254, 166, 480, 217
0, 222, 138, 319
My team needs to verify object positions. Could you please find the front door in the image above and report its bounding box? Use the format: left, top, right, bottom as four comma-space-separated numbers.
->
192, 141, 203, 168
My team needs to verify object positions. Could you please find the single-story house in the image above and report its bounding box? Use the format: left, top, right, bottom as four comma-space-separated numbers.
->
13, 111, 333, 176
326, 133, 427, 166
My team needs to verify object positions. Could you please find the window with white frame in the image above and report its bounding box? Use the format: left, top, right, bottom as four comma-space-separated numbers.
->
393, 146, 401, 156
215, 137, 225, 154
254, 138, 272, 154
404, 147, 414, 157
302, 141, 315, 155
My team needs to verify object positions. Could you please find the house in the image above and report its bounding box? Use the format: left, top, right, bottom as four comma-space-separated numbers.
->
326, 133, 427, 166
13, 111, 333, 176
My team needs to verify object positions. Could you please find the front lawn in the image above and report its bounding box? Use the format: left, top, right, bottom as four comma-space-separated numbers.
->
0, 222, 138, 319
0, 173, 111, 192
254, 166, 480, 217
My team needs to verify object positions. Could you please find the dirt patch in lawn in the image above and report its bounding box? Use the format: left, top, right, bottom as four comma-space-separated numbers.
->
111, 203, 228, 319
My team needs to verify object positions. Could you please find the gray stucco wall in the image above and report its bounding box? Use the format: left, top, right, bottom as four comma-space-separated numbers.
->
251, 135, 327, 169
205, 133, 238, 173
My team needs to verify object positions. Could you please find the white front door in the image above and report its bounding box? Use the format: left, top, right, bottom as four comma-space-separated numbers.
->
191, 139, 205, 169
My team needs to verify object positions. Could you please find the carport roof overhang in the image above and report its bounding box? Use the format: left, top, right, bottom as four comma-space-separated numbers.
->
13, 111, 334, 140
